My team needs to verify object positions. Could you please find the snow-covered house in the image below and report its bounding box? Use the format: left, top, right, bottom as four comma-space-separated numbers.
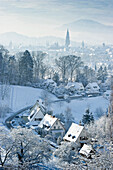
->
85, 82, 100, 96
63, 123, 85, 146
53, 85, 66, 98
99, 83, 108, 92
42, 79, 57, 92
0, 146, 6, 163
38, 114, 65, 138
79, 144, 94, 158
103, 90, 111, 100
27, 100, 45, 127
66, 82, 84, 94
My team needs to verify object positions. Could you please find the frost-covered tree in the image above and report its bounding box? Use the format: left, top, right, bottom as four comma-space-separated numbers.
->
76, 69, 88, 87
55, 55, 83, 82
97, 65, 108, 83
41, 90, 51, 114
95, 107, 104, 118
53, 142, 79, 164
65, 107, 74, 130
56, 113, 65, 123
55, 56, 69, 82
0, 83, 11, 118
76, 66, 97, 86
52, 72, 60, 85
10, 127, 52, 169
32, 51, 46, 80
0, 126, 14, 167
40, 64, 47, 79
67, 55, 83, 81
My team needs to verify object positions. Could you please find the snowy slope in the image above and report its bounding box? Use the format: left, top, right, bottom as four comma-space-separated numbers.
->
3, 85, 109, 123
9, 85, 57, 112
51, 96, 109, 122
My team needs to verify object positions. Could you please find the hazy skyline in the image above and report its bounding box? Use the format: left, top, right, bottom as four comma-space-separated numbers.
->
0, 0, 113, 43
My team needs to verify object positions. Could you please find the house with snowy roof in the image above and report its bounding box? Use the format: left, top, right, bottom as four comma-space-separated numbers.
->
42, 79, 57, 92
27, 100, 45, 128
38, 114, 65, 138
85, 82, 100, 96
66, 82, 84, 93
63, 123, 86, 146
103, 90, 111, 100
0, 146, 6, 164
79, 144, 95, 158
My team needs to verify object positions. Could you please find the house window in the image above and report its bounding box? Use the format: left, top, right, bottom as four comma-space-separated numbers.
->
72, 136, 76, 139
68, 134, 71, 137
54, 126, 56, 129
35, 118, 42, 121
58, 126, 60, 129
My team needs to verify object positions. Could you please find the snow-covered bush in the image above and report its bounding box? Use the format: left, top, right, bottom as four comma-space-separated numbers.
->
53, 142, 79, 163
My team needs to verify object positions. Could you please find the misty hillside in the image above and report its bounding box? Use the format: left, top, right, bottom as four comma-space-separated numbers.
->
0, 32, 78, 47
61, 19, 113, 33
0, 32, 64, 46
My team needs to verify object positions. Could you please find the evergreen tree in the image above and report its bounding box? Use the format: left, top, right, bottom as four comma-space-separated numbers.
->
8, 56, 17, 84
19, 50, 33, 85
0, 52, 3, 82
0, 46, 9, 84
53, 72, 60, 85
82, 108, 94, 125
56, 113, 65, 123
97, 66, 108, 83
90, 112, 94, 123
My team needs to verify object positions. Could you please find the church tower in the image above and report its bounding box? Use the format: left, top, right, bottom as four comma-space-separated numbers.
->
65, 29, 70, 50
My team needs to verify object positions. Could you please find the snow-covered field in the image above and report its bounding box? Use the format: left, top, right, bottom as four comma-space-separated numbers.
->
9, 85, 57, 111
1, 85, 109, 123
51, 96, 109, 122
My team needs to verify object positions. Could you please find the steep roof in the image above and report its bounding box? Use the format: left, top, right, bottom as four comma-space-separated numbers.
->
66, 82, 84, 90
28, 101, 45, 122
79, 144, 93, 157
63, 123, 84, 142
38, 114, 57, 131
86, 82, 100, 90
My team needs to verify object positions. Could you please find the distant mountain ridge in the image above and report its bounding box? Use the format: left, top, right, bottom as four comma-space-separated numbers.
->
0, 32, 78, 47
61, 19, 113, 33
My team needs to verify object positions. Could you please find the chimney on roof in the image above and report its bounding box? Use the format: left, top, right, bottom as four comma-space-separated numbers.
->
79, 121, 82, 126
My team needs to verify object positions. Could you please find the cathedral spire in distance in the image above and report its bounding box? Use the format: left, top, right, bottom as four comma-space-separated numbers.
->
65, 29, 70, 49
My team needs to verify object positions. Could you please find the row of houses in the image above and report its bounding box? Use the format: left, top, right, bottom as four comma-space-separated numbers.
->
22, 101, 94, 158
25, 101, 84, 141
41, 79, 104, 98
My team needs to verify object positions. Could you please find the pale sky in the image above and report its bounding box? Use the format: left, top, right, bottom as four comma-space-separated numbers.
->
0, 0, 113, 39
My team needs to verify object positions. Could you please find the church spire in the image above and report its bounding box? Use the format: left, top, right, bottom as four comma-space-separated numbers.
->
65, 29, 70, 49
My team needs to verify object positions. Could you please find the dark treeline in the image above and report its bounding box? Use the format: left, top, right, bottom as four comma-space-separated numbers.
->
0, 45, 108, 87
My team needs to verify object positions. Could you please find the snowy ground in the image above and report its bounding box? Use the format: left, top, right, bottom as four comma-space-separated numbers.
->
9, 85, 57, 112
51, 96, 109, 123
0, 85, 110, 123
